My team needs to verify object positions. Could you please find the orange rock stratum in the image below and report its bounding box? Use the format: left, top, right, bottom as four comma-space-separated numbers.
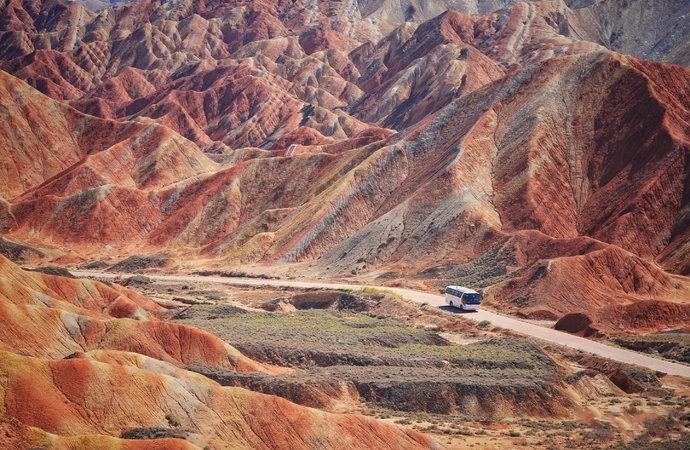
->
0, 1, 688, 329
0, 0, 689, 446
0, 255, 433, 448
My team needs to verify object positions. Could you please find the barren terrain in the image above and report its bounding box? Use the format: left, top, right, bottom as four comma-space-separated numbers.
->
101, 273, 690, 448
0, 0, 688, 337
1, 0, 689, 448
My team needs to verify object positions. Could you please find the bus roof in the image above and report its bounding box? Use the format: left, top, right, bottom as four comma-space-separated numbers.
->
446, 285, 479, 294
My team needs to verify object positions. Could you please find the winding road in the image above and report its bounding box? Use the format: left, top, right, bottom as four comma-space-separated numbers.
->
75, 271, 690, 378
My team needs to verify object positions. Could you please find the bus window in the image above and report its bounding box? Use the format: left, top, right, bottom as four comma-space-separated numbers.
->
463, 293, 481, 304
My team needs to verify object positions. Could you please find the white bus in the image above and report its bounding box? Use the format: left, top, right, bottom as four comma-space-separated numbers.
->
445, 286, 482, 311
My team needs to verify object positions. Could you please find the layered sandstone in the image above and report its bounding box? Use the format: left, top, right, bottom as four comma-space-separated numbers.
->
0, 0, 688, 332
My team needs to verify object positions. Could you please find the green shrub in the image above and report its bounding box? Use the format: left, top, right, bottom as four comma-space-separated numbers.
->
477, 320, 491, 329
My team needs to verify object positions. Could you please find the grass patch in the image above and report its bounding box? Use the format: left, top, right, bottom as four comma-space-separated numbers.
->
175, 306, 557, 384
340, 286, 405, 301
612, 333, 690, 364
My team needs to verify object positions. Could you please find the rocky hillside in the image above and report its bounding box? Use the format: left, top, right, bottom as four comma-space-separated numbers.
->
3, 259, 686, 448
0, 255, 434, 448
0, 0, 688, 331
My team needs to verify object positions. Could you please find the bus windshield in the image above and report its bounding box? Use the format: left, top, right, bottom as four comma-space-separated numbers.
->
463, 293, 481, 304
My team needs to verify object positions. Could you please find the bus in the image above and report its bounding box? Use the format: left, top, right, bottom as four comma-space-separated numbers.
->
445, 286, 481, 311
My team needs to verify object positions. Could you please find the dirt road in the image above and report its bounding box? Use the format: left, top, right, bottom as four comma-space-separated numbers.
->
75, 271, 690, 378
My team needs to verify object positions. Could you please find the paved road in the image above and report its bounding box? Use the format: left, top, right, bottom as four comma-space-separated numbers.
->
75, 271, 690, 378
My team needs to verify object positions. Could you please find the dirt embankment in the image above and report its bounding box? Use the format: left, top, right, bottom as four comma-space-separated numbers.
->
174, 289, 580, 419
613, 334, 690, 365
556, 301, 690, 338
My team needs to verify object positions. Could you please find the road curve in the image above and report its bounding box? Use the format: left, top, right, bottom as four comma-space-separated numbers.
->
74, 271, 690, 378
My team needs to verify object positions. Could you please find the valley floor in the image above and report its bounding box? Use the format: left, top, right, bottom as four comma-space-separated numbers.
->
75, 270, 690, 377
85, 271, 690, 449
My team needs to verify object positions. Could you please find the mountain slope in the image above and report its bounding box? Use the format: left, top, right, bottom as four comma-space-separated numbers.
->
0, 256, 433, 448
0, 0, 688, 330
0, 350, 431, 449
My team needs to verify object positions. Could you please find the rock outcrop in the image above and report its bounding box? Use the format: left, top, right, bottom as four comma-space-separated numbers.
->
0, 256, 433, 448
0, 0, 688, 332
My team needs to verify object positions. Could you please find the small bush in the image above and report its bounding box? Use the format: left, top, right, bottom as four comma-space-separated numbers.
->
624, 405, 639, 415
165, 413, 180, 427
477, 320, 491, 329
121, 427, 186, 440
122, 275, 151, 286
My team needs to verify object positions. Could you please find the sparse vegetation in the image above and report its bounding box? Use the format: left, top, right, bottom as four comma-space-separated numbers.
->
108, 254, 169, 272
341, 286, 405, 301
613, 333, 690, 364
193, 270, 279, 280
477, 320, 491, 329
0, 237, 44, 263
24, 266, 75, 278
176, 306, 554, 379
149, 283, 690, 447
175, 300, 564, 416
121, 427, 188, 440
121, 274, 152, 286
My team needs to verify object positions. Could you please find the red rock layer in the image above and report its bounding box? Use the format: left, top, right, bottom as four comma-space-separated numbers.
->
481, 231, 690, 331
0, 256, 432, 448
0, 255, 278, 372
0, 0, 687, 331
0, 350, 431, 449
